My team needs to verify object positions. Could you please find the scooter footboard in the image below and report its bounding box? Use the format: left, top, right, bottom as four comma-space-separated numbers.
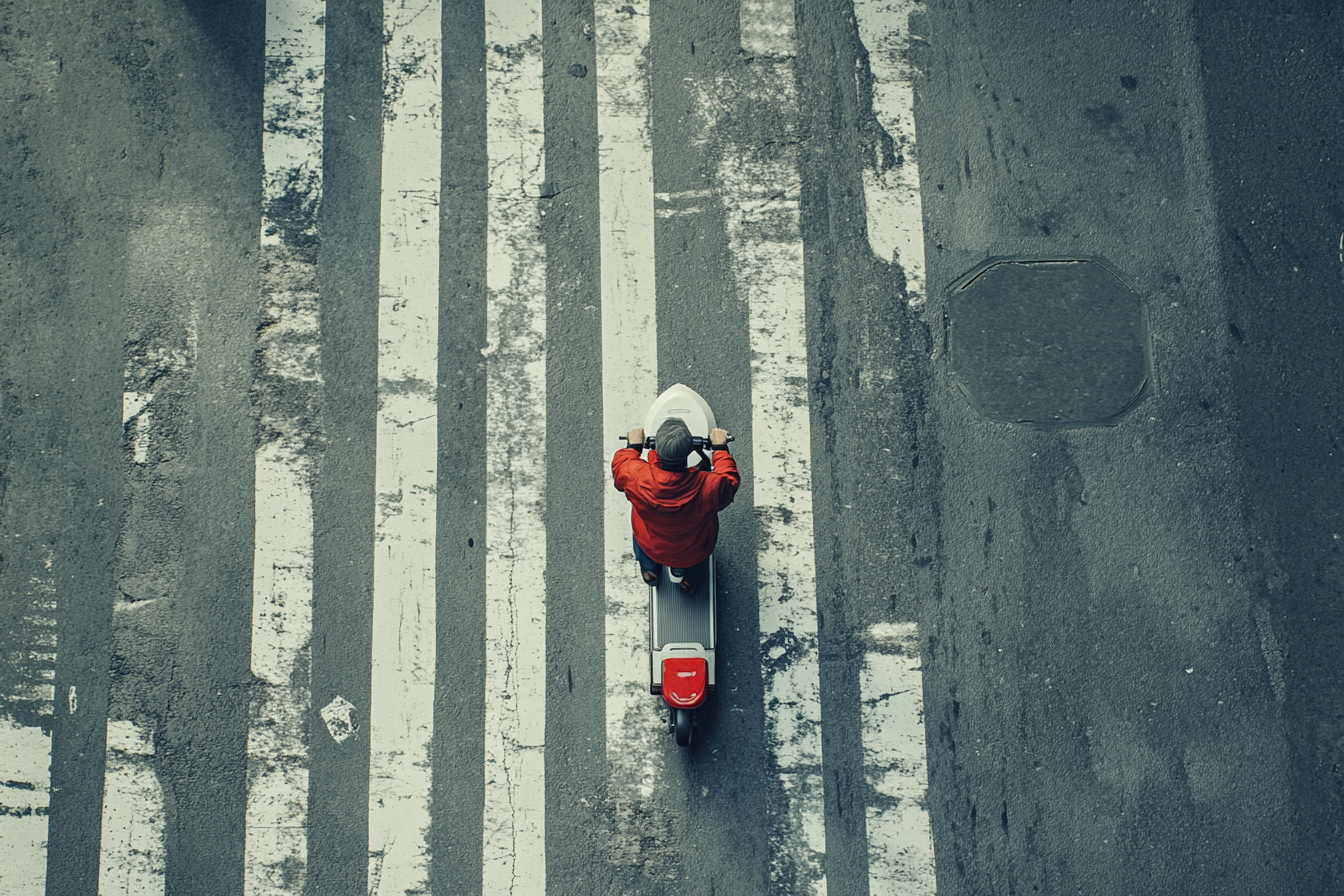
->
651, 570, 714, 648
648, 556, 717, 696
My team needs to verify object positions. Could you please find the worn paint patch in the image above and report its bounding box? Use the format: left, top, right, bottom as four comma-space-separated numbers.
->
98, 719, 166, 896
0, 721, 50, 896
862, 622, 936, 895
482, 3, 548, 894
246, 5, 325, 894
688, 16, 829, 889
1253, 603, 1286, 704
1, 549, 57, 720
102, 203, 211, 894
594, 0, 684, 882
717, 17, 827, 892
368, 3, 440, 894
854, 0, 927, 308
0, 537, 55, 895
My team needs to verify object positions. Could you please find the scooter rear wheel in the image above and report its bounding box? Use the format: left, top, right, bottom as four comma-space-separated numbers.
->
673, 708, 693, 747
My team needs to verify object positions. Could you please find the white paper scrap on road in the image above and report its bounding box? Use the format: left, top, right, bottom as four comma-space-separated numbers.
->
320, 695, 357, 743
854, 0, 927, 308
863, 622, 936, 895
369, 2, 440, 894
99, 719, 166, 896
482, 2, 548, 893
596, 0, 663, 847
122, 391, 154, 464
0, 721, 51, 896
247, 3, 324, 893
728, 4, 827, 891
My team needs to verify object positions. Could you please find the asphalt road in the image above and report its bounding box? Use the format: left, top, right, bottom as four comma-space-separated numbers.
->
2, 1, 1343, 895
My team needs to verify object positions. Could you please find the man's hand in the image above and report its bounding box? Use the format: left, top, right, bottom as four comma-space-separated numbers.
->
710, 428, 729, 448
625, 427, 645, 449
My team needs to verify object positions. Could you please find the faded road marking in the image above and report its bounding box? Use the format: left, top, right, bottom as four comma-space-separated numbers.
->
862, 622, 935, 895
482, 2, 548, 893
369, 2, 440, 894
0, 721, 50, 896
728, 4, 827, 890
854, 0, 927, 308
246, 2, 325, 893
596, 0, 667, 872
99, 720, 166, 896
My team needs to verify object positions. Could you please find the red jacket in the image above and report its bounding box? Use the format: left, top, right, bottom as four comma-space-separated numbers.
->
612, 447, 741, 567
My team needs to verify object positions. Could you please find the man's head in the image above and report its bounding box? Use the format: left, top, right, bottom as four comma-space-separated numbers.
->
655, 417, 693, 469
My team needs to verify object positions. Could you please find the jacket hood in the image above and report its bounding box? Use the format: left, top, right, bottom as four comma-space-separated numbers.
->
631, 449, 701, 511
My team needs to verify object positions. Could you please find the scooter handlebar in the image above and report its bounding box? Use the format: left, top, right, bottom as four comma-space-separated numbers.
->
619, 434, 734, 449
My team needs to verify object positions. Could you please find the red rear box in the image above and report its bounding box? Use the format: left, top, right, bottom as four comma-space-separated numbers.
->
661, 657, 708, 709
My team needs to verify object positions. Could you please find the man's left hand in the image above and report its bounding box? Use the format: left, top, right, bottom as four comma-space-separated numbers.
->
625, 427, 645, 449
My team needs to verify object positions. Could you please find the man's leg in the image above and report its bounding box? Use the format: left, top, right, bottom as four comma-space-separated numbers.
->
670, 555, 711, 591
632, 536, 662, 585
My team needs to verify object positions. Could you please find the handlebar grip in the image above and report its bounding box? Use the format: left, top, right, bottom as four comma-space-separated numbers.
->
619, 434, 732, 446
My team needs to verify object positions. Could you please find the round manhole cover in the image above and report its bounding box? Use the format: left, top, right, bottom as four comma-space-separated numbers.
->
947, 257, 1150, 426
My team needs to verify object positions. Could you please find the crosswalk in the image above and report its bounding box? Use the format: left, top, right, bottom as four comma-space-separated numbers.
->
0, 1, 935, 894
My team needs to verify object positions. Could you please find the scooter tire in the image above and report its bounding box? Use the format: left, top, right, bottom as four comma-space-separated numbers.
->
673, 708, 693, 747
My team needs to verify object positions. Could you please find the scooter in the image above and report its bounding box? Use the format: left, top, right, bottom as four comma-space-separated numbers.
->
620, 383, 730, 747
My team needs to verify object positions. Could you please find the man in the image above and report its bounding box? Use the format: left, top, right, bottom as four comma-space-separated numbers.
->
613, 417, 740, 593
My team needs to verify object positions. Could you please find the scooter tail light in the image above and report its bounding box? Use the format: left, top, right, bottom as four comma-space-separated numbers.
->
661, 657, 707, 709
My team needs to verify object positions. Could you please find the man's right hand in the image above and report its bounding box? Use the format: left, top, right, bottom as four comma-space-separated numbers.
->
625, 427, 645, 448
710, 428, 729, 449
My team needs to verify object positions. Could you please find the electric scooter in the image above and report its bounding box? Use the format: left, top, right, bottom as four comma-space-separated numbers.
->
620, 383, 731, 747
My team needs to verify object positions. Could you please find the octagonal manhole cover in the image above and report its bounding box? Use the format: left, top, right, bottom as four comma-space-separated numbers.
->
947, 257, 1150, 426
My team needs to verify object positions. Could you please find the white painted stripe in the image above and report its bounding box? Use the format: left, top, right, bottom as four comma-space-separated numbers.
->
260, 0, 324, 251
368, 3, 439, 894
655, 189, 714, 201
481, 3, 548, 893
726, 7, 826, 892
596, 0, 662, 842
247, 3, 324, 893
0, 721, 50, 896
853, 0, 927, 308
98, 720, 166, 896
849, 8, 938, 881
3, 555, 57, 710
862, 623, 936, 895
248, 443, 316, 895
0, 546, 55, 896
